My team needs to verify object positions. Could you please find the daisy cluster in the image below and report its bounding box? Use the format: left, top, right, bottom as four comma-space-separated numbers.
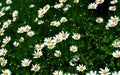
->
0, 0, 120, 75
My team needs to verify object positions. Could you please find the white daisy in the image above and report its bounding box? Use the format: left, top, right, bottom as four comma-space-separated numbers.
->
33, 50, 43, 58
58, 31, 69, 40
6, 0, 12, 4
72, 33, 81, 40
34, 44, 44, 51
12, 10, 18, 17
86, 70, 97, 75
27, 31, 35, 37
112, 50, 120, 58
112, 40, 120, 48
0, 48, 7, 56
54, 50, 61, 57
13, 41, 19, 47
1, 69, 12, 75
31, 64, 40, 72
96, 17, 103, 23
70, 45, 78, 52
99, 67, 110, 75
76, 64, 86, 72
109, 6, 116, 11
112, 71, 120, 75
1, 59, 7, 66
73, 0, 79, 3
88, 3, 98, 9
0, 28, 5, 36
60, 17, 67, 23
21, 58, 32, 67
96, 0, 104, 4
2, 36, 11, 44
53, 70, 63, 75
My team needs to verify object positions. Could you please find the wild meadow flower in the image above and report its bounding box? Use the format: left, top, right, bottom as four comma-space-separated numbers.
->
0, 11, 5, 17
1, 59, 7, 66
17, 27, 25, 33
27, 31, 35, 37
110, 0, 118, 4
96, 0, 104, 4
13, 41, 19, 47
70, 45, 78, 52
24, 25, 31, 32
86, 70, 97, 75
88, 3, 98, 9
38, 20, 44, 25
33, 50, 43, 58
47, 42, 56, 49
50, 21, 61, 27
0, 57, 4, 62
73, 0, 79, 3
112, 71, 120, 75
2, 20, 12, 28
54, 3, 64, 9
58, 31, 69, 40
53, 70, 63, 75
76, 64, 86, 72
52, 35, 62, 43
112, 40, 120, 48
112, 50, 120, 58
6, 0, 12, 4
1, 69, 12, 75
96, 17, 104, 23
34, 44, 44, 51
31, 64, 40, 72
0, 28, 5, 36
19, 37, 24, 42
99, 67, 110, 75
0, 48, 7, 56
21, 58, 32, 67
109, 16, 120, 23
44, 37, 53, 46
43, 5, 50, 12
54, 50, 61, 57
72, 33, 81, 40
2, 36, 11, 44
59, 0, 67, 3
109, 6, 116, 11
60, 17, 68, 23
12, 10, 18, 17
29, 4, 34, 8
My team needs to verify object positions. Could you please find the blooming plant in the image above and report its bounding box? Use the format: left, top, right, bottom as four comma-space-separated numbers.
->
0, 0, 120, 75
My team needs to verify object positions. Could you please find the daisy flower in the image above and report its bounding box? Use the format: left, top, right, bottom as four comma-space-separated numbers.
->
31, 64, 40, 72
53, 70, 63, 75
1, 59, 7, 66
96, 0, 104, 4
2, 36, 11, 44
73, 0, 79, 3
110, 0, 118, 4
58, 31, 69, 40
0, 28, 5, 36
17, 27, 25, 33
72, 33, 81, 40
60, 17, 67, 23
33, 50, 43, 58
112, 71, 120, 75
88, 3, 98, 9
59, 0, 67, 3
19, 37, 24, 42
34, 44, 44, 51
70, 45, 78, 52
76, 64, 86, 72
24, 25, 31, 32
0, 11, 5, 17
47, 42, 56, 49
109, 6, 116, 11
96, 17, 103, 23
99, 67, 110, 75
112, 40, 120, 48
13, 41, 19, 47
86, 70, 97, 75
21, 58, 32, 67
109, 16, 120, 23
54, 50, 61, 57
29, 4, 34, 8
12, 10, 18, 17
54, 3, 64, 9
112, 50, 120, 58
0, 48, 7, 56
6, 0, 12, 4
44, 37, 53, 46
27, 31, 35, 37
0, 57, 4, 62
1, 69, 12, 75
52, 35, 62, 43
